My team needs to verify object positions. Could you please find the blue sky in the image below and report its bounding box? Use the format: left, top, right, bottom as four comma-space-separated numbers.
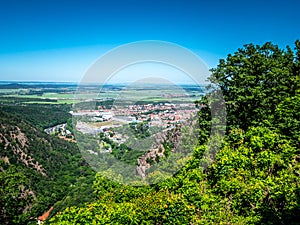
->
0, 0, 299, 82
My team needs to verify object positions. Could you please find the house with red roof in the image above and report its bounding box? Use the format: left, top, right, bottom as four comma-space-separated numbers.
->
37, 206, 53, 224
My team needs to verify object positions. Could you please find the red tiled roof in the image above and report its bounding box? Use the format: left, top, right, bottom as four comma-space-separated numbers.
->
38, 206, 53, 221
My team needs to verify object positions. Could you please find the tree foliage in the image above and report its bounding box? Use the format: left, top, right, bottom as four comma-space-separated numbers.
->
209, 42, 298, 130
0, 161, 36, 225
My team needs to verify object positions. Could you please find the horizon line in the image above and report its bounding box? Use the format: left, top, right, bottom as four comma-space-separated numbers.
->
0, 80, 208, 86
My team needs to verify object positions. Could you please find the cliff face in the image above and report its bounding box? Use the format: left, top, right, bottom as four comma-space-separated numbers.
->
0, 112, 49, 224
0, 124, 47, 176
136, 125, 182, 179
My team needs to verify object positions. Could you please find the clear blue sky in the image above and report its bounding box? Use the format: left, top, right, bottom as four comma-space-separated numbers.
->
0, 0, 299, 82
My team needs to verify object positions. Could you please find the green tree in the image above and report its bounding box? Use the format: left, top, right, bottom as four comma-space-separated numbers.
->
209, 42, 297, 130
0, 161, 36, 225
209, 127, 300, 224
273, 94, 300, 147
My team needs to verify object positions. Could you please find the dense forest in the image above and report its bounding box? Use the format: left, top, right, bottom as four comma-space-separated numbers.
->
0, 104, 71, 129
1, 40, 299, 224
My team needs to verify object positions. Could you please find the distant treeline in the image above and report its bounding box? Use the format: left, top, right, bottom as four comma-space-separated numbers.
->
0, 82, 78, 89
0, 104, 71, 129
0, 96, 58, 103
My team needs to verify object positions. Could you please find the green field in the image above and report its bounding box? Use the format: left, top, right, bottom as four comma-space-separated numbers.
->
0, 84, 204, 107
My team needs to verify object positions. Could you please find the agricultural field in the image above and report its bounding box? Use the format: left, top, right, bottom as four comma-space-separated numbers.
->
0, 82, 205, 106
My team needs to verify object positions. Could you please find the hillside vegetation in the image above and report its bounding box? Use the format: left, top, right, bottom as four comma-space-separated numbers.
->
0, 109, 95, 225
0, 104, 71, 129
48, 41, 300, 224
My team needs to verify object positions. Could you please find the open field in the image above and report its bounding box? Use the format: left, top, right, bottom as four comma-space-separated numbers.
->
90, 120, 125, 127
24, 99, 79, 104
0, 82, 205, 106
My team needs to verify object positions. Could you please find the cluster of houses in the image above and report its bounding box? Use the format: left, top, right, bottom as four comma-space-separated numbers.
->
43, 103, 197, 147
44, 123, 75, 141
73, 103, 197, 133
112, 103, 197, 128
72, 103, 197, 149
98, 128, 129, 153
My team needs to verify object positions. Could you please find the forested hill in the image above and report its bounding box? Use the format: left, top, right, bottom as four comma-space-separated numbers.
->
0, 110, 95, 225
0, 104, 71, 129
48, 41, 299, 224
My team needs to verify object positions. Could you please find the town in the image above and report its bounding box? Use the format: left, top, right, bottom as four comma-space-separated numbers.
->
72, 102, 197, 145
74, 102, 196, 125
